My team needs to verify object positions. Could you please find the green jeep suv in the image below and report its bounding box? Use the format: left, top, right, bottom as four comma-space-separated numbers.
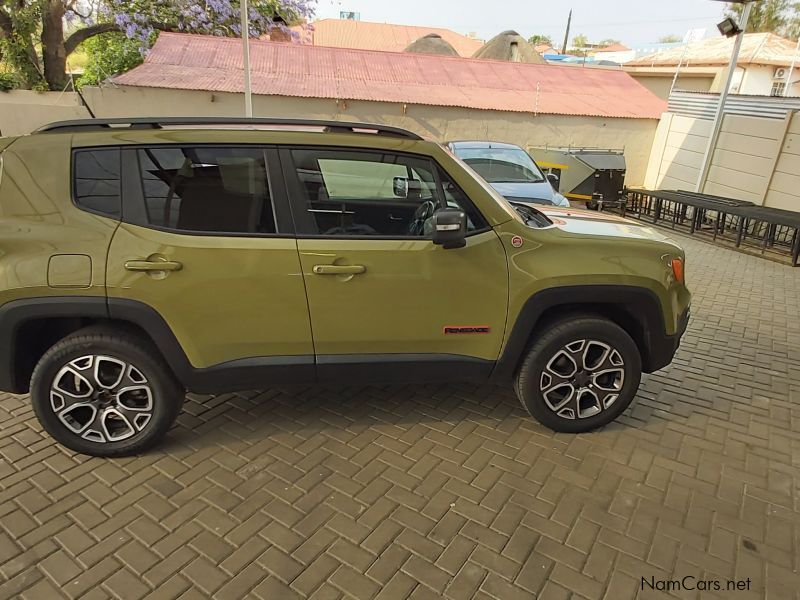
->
0, 118, 690, 456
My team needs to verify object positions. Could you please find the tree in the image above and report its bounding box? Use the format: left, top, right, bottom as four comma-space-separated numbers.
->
572, 33, 589, 48
598, 38, 621, 47
659, 34, 682, 43
76, 31, 146, 88
0, 0, 316, 91
725, 0, 799, 37
527, 34, 553, 47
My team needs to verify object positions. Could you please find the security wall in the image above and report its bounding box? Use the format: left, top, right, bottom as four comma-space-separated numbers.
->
644, 107, 800, 211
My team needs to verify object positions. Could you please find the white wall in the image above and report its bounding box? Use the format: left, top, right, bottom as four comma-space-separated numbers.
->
765, 113, 800, 211
644, 109, 799, 210
0, 91, 89, 137
629, 75, 715, 101
739, 65, 779, 95
705, 113, 789, 202
644, 114, 712, 190
80, 85, 660, 185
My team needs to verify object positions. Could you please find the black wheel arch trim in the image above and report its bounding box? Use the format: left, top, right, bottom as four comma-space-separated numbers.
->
490, 284, 678, 382
0, 297, 109, 393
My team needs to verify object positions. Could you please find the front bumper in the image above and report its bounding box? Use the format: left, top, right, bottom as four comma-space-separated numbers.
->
644, 307, 690, 373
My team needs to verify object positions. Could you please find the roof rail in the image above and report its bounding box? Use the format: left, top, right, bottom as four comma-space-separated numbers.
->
34, 117, 423, 140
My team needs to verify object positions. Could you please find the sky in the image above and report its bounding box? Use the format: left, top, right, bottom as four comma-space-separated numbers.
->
313, 0, 731, 47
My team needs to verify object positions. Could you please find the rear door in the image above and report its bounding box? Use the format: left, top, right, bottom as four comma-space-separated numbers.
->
106, 145, 314, 381
282, 147, 509, 382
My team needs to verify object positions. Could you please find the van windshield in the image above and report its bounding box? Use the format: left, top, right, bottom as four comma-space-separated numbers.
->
456, 147, 546, 184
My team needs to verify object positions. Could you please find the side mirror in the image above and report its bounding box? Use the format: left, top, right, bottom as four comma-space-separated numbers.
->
546, 173, 560, 190
393, 176, 422, 199
431, 207, 467, 249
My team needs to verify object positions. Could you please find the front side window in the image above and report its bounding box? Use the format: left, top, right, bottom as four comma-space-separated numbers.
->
135, 147, 275, 234
455, 147, 546, 184
73, 148, 121, 218
289, 149, 485, 237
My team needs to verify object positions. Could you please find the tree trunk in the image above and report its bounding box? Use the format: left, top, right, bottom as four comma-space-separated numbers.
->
41, 0, 67, 90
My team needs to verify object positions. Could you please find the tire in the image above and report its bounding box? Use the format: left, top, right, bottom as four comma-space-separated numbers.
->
515, 316, 641, 433
30, 326, 185, 457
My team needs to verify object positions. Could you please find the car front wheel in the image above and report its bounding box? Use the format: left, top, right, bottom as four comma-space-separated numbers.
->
516, 316, 642, 432
30, 326, 184, 457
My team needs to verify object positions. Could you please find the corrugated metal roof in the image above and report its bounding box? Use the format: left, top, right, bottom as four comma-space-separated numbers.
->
628, 33, 800, 67
290, 19, 484, 57
113, 33, 667, 120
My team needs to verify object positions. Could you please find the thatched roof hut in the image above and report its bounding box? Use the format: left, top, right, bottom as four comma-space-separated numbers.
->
404, 33, 459, 57
473, 30, 547, 64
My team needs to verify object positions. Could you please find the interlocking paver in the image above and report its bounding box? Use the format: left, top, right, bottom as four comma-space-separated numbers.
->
0, 235, 799, 599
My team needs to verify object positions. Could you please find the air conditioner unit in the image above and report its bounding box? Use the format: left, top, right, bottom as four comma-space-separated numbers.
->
774, 67, 788, 80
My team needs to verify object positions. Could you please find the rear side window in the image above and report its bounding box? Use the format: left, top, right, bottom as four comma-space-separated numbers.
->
134, 147, 276, 234
73, 149, 121, 218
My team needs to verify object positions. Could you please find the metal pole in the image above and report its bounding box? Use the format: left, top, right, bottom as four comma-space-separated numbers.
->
784, 35, 800, 97
241, 0, 253, 117
695, 1, 752, 193
669, 44, 691, 97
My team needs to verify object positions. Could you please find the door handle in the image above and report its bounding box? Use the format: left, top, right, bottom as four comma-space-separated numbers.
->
312, 264, 366, 275
125, 260, 183, 272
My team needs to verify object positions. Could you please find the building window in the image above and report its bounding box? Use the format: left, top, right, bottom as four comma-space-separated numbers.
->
771, 82, 786, 97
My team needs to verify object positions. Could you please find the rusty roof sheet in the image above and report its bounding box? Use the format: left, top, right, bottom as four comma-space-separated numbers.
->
113, 33, 667, 120
628, 33, 800, 67
291, 19, 484, 57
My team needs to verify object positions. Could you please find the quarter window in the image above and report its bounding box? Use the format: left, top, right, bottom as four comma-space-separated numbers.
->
289, 149, 486, 237
73, 149, 121, 218
134, 147, 276, 234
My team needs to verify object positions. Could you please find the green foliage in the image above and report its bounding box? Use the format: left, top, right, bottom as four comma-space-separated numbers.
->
527, 34, 553, 47
76, 31, 146, 88
0, 71, 17, 91
571, 34, 589, 48
0, 0, 315, 91
725, 0, 800, 37
0, 1, 46, 89
658, 34, 682, 43
598, 38, 621, 46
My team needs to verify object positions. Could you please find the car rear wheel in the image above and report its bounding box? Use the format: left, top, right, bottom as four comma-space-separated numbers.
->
516, 316, 641, 432
30, 326, 184, 457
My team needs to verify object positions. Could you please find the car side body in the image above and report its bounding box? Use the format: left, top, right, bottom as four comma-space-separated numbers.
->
0, 119, 690, 455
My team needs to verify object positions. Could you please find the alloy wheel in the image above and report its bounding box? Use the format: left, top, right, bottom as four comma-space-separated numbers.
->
539, 339, 625, 420
49, 355, 154, 443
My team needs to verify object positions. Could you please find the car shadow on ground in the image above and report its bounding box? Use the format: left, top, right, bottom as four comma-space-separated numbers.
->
155, 378, 669, 459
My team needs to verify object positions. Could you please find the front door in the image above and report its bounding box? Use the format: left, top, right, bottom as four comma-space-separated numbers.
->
106, 145, 314, 386
282, 147, 509, 382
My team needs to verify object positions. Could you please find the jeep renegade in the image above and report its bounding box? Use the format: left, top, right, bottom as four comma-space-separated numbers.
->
0, 118, 690, 457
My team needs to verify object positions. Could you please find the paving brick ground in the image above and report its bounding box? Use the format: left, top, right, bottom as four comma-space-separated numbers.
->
0, 234, 799, 600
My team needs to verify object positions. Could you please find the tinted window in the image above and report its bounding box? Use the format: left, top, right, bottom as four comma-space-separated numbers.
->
290, 149, 486, 237
74, 149, 121, 217
135, 147, 275, 234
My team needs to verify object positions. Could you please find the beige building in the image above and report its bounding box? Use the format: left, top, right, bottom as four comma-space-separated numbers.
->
82, 32, 666, 186
625, 33, 800, 100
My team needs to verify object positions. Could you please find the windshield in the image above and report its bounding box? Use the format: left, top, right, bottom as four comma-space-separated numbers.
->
455, 147, 546, 184
445, 149, 521, 224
